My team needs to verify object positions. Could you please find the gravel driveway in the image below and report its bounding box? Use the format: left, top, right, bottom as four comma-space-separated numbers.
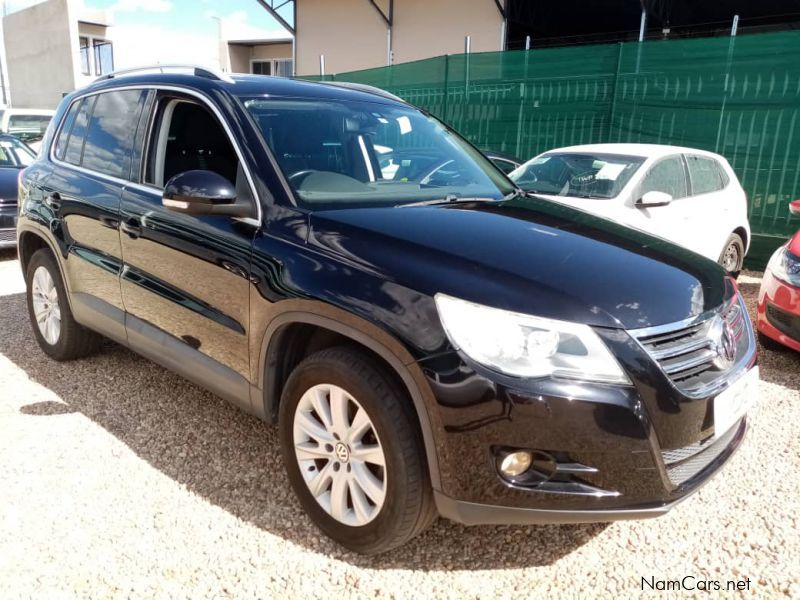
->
1, 247, 798, 598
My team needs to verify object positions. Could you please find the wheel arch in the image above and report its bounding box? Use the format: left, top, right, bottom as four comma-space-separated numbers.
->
733, 226, 749, 253
17, 227, 74, 310
257, 301, 446, 492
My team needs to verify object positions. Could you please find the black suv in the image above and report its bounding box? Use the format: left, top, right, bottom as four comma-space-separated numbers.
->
17, 67, 758, 554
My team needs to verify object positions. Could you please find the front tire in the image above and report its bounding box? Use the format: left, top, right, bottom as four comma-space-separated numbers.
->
25, 248, 102, 361
278, 346, 435, 554
719, 233, 745, 278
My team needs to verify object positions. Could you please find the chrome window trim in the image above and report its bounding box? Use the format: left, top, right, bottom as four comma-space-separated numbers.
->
48, 84, 263, 227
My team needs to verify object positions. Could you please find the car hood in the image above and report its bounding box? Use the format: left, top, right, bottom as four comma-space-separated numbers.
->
0, 168, 19, 203
308, 195, 730, 330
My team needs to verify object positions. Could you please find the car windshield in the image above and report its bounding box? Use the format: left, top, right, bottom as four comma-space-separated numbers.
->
242, 96, 515, 209
509, 152, 645, 199
0, 136, 36, 168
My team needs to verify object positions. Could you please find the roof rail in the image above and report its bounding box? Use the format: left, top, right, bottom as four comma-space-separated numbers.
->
94, 64, 235, 84
318, 81, 407, 104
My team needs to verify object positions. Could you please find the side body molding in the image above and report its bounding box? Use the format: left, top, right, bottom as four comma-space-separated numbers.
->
254, 300, 448, 492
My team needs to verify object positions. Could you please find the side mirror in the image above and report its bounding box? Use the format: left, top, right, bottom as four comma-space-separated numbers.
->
162, 170, 250, 217
637, 190, 673, 208
790, 200, 800, 216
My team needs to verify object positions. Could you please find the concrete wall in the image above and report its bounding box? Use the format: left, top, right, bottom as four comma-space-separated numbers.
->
296, 0, 387, 76
294, 0, 504, 76
2, 0, 76, 108
392, 0, 503, 64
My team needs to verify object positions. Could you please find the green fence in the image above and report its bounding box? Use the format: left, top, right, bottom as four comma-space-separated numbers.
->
310, 31, 800, 268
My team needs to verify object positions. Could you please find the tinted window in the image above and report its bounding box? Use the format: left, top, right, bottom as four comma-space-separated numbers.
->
54, 101, 83, 160
243, 97, 514, 209
490, 157, 518, 174
64, 97, 94, 165
640, 156, 687, 199
82, 90, 145, 179
687, 155, 723, 195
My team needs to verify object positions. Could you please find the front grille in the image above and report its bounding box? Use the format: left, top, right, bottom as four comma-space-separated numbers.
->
662, 419, 741, 486
0, 229, 16, 243
632, 296, 750, 396
765, 302, 800, 341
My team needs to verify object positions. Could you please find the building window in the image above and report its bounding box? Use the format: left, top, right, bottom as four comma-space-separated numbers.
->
93, 39, 114, 76
251, 59, 293, 78
251, 60, 272, 76
79, 37, 91, 75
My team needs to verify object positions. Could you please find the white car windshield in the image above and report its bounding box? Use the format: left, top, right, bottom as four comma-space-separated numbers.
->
242, 97, 515, 209
510, 152, 645, 199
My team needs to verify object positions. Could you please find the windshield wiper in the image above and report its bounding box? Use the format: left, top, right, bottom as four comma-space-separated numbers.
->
397, 194, 500, 208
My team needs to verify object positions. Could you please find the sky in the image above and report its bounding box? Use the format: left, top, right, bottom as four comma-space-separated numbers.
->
2, 0, 293, 69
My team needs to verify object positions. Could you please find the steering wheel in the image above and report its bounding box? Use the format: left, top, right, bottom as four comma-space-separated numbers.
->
288, 170, 317, 185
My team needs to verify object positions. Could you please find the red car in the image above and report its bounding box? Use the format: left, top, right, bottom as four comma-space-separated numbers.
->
757, 200, 800, 351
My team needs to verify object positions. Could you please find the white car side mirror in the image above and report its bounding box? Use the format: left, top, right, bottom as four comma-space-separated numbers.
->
637, 191, 673, 207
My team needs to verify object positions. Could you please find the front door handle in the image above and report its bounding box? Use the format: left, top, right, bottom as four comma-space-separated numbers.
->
120, 217, 142, 239
44, 192, 61, 211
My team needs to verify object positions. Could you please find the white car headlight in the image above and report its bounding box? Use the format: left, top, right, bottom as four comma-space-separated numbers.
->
434, 293, 630, 384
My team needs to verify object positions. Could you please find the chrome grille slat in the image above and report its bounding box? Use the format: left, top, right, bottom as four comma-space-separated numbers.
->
650, 336, 713, 360
631, 295, 753, 396
662, 349, 717, 375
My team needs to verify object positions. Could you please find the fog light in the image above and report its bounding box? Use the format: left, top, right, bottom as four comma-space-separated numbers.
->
499, 450, 532, 477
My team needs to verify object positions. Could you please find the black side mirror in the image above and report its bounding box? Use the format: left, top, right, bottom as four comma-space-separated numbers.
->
162, 170, 251, 217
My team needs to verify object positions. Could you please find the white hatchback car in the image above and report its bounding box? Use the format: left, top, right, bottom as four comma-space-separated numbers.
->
509, 143, 751, 275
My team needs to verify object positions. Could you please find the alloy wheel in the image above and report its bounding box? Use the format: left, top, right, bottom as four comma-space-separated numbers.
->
31, 266, 61, 345
292, 383, 387, 526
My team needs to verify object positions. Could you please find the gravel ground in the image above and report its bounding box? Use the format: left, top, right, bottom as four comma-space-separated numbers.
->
1, 247, 798, 598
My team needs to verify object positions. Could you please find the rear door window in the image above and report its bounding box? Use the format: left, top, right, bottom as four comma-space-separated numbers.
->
640, 156, 688, 199
54, 100, 83, 161
81, 90, 146, 179
687, 155, 723, 195
63, 97, 95, 166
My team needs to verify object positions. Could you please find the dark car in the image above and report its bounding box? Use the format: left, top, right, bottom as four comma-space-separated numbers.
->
17, 66, 758, 555
483, 149, 522, 174
0, 134, 36, 248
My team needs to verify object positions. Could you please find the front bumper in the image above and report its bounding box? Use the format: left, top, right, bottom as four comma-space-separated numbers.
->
0, 205, 17, 248
757, 269, 800, 352
419, 309, 756, 523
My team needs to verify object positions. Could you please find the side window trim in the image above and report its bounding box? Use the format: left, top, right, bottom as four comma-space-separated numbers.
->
49, 84, 263, 226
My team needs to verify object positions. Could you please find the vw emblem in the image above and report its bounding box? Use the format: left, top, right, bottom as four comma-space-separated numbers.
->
334, 442, 350, 463
708, 315, 736, 370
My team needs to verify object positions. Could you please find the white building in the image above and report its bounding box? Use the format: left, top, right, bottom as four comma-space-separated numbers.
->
2, 0, 113, 108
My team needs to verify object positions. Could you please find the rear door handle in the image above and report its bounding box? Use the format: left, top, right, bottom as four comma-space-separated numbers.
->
120, 217, 142, 239
44, 192, 61, 210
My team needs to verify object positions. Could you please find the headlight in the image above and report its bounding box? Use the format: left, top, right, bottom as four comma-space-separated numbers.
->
434, 293, 630, 384
767, 244, 800, 287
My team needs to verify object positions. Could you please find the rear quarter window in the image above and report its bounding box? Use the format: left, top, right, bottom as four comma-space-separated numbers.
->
687, 155, 724, 195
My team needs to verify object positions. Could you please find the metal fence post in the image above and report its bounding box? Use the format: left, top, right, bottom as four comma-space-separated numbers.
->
442, 54, 450, 120
606, 42, 624, 142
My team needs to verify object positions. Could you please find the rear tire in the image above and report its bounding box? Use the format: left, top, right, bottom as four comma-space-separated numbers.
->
719, 233, 745, 278
278, 346, 436, 554
25, 248, 103, 361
